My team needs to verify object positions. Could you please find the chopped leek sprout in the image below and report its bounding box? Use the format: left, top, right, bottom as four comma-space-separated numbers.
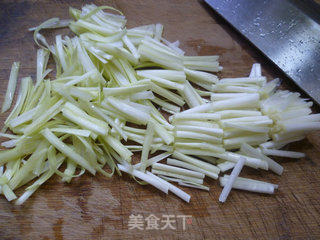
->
0, 4, 317, 204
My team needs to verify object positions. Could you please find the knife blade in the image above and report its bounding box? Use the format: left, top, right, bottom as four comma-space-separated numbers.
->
205, 0, 320, 105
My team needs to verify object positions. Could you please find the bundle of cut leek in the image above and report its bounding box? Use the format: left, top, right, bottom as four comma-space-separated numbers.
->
0, 4, 319, 204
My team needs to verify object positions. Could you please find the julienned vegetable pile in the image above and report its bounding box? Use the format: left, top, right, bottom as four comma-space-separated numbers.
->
0, 5, 319, 205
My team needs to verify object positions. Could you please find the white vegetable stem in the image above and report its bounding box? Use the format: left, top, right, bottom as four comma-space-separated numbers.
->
152, 163, 205, 179
282, 122, 320, 133
2, 62, 20, 113
146, 171, 190, 202
134, 152, 171, 169
103, 84, 150, 96
182, 94, 260, 114
167, 158, 218, 179
118, 164, 169, 194
217, 161, 236, 172
178, 181, 209, 191
170, 113, 220, 122
140, 121, 155, 171
106, 97, 150, 124
151, 169, 203, 185
172, 151, 220, 174
41, 128, 96, 174
219, 175, 276, 194
175, 131, 222, 143
240, 143, 283, 175
219, 157, 245, 203
175, 125, 223, 137
261, 148, 305, 158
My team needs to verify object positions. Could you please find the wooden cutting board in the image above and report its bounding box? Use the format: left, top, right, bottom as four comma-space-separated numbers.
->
0, 0, 319, 239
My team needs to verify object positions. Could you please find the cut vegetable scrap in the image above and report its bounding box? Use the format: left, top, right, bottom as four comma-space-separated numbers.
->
219, 157, 245, 202
146, 171, 191, 202
2, 62, 20, 113
219, 175, 277, 194
0, 4, 318, 204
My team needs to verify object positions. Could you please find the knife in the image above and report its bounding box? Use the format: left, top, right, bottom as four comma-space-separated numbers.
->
205, 0, 320, 105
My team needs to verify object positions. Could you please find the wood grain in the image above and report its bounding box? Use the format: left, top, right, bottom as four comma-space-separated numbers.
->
0, 0, 319, 239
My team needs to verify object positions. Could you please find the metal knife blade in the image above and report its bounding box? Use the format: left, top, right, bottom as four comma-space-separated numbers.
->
205, 0, 320, 105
